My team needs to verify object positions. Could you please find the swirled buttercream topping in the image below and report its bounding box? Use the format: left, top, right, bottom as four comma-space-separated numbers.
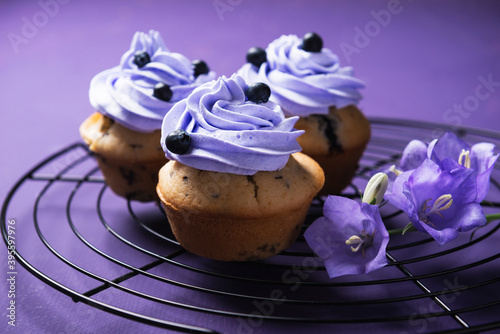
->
161, 74, 304, 175
238, 34, 364, 117
89, 30, 215, 132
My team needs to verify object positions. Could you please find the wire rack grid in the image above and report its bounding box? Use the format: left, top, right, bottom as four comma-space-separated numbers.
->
2, 118, 500, 333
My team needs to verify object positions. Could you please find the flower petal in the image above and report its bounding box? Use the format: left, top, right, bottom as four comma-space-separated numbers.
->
385, 170, 412, 211
470, 142, 496, 173
322, 196, 365, 231
415, 202, 485, 245
402, 185, 426, 233
400, 140, 428, 171
406, 159, 443, 204
361, 203, 390, 272
430, 132, 470, 164
453, 202, 487, 232
419, 223, 459, 246
436, 157, 478, 204
303, 217, 343, 260
427, 139, 437, 158
471, 142, 499, 201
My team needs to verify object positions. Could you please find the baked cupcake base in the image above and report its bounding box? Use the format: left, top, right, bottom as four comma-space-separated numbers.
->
79, 112, 167, 202
307, 147, 366, 196
294, 105, 370, 195
92, 155, 166, 202
157, 152, 325, 261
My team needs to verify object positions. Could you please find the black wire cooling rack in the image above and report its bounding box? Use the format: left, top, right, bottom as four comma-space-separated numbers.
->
2, 118, 500, 333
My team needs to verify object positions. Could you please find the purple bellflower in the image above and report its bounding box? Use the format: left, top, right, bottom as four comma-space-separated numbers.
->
304, 196, 389, 278
428, 132, 498, 201
390, 132, 498, 202
386, 158, 487, 245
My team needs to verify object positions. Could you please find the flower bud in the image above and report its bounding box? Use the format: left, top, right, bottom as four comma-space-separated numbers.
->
362, 172, 389, 205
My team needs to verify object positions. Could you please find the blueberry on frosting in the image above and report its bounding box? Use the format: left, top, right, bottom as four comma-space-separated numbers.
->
166, 129, 191, 154
133, 51, 151, 68
237, 34, 364, 117
153, 83, 173, 102
192, 60, 210, 78
301, 32, 323, 52
246, 82, 271, 104
246, 47, 267, 68
160, 74, 303, 175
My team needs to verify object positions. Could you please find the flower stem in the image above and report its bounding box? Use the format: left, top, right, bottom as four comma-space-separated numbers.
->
388, 222, 417, 235
388, 228, 406, 236
486, 213, 500, 223
388, 227, 415, 235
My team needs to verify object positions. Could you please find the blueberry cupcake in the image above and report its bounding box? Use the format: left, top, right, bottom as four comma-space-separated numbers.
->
156, 74, 324, 261
238, 32, 370, 195
80, 30, 215, 201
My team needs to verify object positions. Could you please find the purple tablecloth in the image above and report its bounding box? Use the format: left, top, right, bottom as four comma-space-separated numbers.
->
1, 1, 500, 333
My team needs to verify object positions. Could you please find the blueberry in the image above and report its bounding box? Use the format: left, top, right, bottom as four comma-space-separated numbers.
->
192, 60, 210, 78
153, 83, 173, 102
246, 82, 271, 104
165, 129, 191, 155
301, 32, 323, 52
246, 47, 267, 68
133, 51, 151, 68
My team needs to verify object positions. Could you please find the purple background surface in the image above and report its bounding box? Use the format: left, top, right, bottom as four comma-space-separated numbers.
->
1, 0, 500, 333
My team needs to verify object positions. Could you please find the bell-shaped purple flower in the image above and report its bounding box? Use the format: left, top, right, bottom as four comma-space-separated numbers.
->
428, 132, 499, 201
304, 196, 389, 278
390, 132, 498, 202
386, 158, 487, 245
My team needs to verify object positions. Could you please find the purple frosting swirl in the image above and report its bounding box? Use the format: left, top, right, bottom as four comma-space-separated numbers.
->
161, 74, 304, 175
89, 30, 215, 132
238, 34, 364, 117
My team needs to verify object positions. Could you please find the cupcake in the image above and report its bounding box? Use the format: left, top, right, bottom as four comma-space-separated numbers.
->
80, 30, 215, 201
156, 74, 324, 261
238, 32, 370, 195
